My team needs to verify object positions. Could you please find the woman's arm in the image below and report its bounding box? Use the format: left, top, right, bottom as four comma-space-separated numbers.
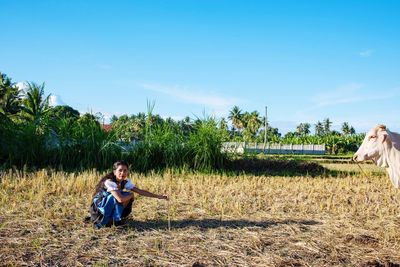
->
110, 190, 133, 203
132, 187, 168, 200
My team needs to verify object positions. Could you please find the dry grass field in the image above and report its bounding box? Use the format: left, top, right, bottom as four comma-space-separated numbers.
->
1, 162, 400, 266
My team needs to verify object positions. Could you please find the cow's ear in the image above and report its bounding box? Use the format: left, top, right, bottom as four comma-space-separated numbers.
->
381, 133, 388, 143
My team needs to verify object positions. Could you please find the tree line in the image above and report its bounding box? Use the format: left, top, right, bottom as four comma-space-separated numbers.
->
225, 106, 363, 154
1, 71, 364, 170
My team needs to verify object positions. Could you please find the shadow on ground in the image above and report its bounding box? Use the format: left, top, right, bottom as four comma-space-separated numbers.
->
221, 158, 328, 177
121, 218, 321, 232
220, 157, 377, 177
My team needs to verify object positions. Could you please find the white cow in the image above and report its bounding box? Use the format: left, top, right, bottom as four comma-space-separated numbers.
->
353, 124, 400, 188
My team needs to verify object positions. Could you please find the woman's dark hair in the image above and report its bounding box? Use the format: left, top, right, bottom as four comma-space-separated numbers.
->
93, 160, 129, 196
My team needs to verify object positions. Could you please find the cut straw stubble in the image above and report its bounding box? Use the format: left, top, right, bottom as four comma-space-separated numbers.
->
167, 171, 172, 231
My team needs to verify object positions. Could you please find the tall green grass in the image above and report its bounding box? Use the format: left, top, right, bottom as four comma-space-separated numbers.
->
127, 117, 226, 172
1, 113, 122, 170
128, 123, 186, 172
187, 118, 226, 170
1, 111, 227, 172
48, 114, 122, 169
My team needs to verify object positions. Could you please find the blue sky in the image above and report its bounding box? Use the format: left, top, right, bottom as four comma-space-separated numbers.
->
1, 0, 399, 134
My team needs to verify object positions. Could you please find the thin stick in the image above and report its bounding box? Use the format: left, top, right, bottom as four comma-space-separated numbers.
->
167, 200, 171, 231
356, 162, 370, 180
167, 170, 172, 231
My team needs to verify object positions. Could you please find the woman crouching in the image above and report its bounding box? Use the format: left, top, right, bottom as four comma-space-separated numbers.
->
90, 160, 168, 228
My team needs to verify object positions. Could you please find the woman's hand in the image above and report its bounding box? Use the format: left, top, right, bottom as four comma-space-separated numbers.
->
132, 187, 169, 200
158, 195, 169, 200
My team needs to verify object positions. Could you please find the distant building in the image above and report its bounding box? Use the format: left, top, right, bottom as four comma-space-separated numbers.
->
102, 124, 112, 132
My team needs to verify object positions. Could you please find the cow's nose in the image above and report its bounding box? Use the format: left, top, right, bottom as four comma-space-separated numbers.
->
352, 155, 358, 162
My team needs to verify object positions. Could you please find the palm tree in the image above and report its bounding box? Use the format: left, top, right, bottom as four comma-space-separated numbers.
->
228, 106, 243, 134
219, 117, 228, 131
341, 122, 350, 135
341, 122, 356, 135
315, 121, 324, 136
241, 111, 262, 142
323, 118, 332, 135
296, 122, 311, 136
303, 123, 311, 135
219, 117, 230, 141
0, 72, 22, 119
247, 111, 262, 135
21, 82, 51, 123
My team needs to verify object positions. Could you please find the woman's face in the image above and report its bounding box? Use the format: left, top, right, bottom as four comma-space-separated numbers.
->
114, 164, 128, 181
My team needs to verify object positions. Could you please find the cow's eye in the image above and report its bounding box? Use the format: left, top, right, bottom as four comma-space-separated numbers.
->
368, 135, 377, 141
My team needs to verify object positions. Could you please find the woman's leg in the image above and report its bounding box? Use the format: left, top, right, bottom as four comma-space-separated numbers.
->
95, 192, 134, 227
96, 193, 122, 227
121, 192, 134, 219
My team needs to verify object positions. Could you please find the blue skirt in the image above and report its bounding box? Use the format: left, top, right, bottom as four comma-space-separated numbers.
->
90, 190, 133, 228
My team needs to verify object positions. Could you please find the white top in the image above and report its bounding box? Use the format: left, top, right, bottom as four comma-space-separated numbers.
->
104, 179, 135, 192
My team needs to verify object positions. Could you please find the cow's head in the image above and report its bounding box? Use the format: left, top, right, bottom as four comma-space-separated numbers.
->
352, 125, 391, 168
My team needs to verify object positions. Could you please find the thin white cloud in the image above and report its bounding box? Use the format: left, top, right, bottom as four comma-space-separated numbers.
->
332, 112, 400, 134
49, 95, 66, 106
139, 83, 241, 117
291, 84, 400, 133
312, 83, 364, 107
311, 83, 397, 108
359, 49, 374, 57
15, 81, 29, 95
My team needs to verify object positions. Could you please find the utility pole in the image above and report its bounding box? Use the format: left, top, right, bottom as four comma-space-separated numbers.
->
263, 106, 268, 149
